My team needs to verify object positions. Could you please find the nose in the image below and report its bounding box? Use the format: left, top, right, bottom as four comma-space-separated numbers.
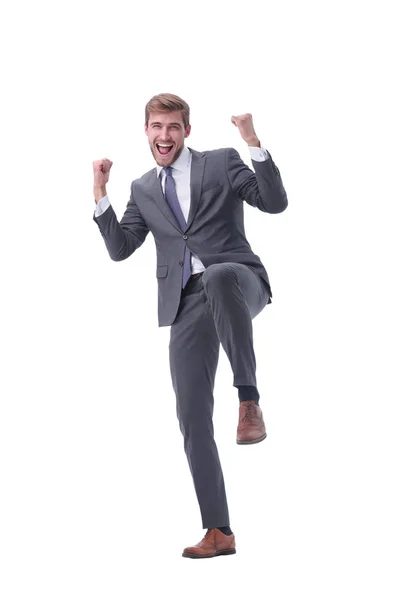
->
159, 126, 171, 141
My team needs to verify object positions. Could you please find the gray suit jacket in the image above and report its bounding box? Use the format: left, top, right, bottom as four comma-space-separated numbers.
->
93, 147, 288, 327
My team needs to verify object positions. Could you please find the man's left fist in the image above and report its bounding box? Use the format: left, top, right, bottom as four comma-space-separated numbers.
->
231, 113, 260, 147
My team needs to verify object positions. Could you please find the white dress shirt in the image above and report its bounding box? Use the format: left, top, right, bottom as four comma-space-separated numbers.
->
94, 145, 269, 274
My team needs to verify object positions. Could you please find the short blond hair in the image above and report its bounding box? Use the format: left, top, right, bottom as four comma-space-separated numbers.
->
145, 93, 190, 128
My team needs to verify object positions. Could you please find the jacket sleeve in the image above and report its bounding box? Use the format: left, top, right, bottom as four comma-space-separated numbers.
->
93, 182, 150, 261
225, 147, 288, 213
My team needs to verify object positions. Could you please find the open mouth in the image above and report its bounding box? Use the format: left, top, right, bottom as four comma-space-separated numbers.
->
156, 143, 174, 156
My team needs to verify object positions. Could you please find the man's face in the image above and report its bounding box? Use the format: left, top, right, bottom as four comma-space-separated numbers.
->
145, 111, 191, 167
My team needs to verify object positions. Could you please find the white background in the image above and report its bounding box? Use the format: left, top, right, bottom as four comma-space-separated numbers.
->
1, 0, 399, 598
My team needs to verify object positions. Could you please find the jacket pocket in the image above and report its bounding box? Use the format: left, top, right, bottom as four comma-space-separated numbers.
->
156, 265, 168, 278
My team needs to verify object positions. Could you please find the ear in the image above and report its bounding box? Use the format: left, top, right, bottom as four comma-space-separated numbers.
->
184, 124, 191, 139
144, 124, 149, 135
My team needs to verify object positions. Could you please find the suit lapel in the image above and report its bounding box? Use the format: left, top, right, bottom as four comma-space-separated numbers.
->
186, 148, 206, 231
150, 168, 182, 232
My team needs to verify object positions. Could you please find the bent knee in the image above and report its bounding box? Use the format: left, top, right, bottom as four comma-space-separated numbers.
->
203, 263, 237, 289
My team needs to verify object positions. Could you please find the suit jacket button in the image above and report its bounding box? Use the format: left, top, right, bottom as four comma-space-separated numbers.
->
183, 235, 188, 240
179, 261, 183, 266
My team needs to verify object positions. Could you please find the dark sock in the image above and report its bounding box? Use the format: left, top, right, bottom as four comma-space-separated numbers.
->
217, 526, 233, 536
236, 385, 260, 404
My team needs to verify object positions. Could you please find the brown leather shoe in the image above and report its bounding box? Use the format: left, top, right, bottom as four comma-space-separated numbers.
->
237, 400, 267, 444
182, 528, 236, 559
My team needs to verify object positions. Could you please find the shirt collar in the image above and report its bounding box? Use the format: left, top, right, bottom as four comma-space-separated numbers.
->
156, 146, 191, 177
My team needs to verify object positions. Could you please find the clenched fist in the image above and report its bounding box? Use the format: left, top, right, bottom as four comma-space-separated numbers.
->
231, 114, 260, 147
93, 158, 113, 202
93, 158, 113, 187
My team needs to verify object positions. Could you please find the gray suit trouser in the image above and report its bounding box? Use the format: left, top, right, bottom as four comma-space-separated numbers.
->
169, 262, 270, 529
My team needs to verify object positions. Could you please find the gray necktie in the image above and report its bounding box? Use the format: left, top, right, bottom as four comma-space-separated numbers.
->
164, 167, 192, 288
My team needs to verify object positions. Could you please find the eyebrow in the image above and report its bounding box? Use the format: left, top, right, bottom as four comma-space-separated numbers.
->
151, 121, 182, 127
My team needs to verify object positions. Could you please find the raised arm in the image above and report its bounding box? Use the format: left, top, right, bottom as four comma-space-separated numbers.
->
92, 159, 149, 261
229, 114, 288, 213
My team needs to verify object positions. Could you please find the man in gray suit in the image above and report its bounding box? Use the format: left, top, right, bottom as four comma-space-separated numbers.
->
92, 93, 287, 559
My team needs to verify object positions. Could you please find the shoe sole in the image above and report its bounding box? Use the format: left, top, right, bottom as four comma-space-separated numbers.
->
236, 432, 267, 445
182, 549, 237, 559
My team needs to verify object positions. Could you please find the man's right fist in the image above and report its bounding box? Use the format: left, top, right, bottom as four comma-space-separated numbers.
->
93, 158, 113, 189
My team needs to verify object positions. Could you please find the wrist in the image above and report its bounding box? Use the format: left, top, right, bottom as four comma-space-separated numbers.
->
94, 186, 107, 203
246, 136, 261, 147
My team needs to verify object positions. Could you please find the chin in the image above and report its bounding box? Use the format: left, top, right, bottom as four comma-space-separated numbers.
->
152, 145, 182, 167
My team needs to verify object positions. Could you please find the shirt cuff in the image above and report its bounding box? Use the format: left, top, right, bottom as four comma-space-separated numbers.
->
94, 195, 111, 217
249, 146, 270, 162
